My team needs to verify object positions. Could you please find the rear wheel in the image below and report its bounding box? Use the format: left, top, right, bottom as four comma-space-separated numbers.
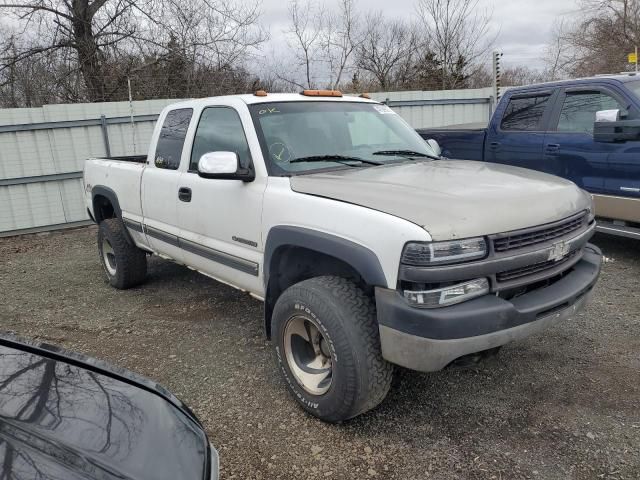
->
272, 276, 393, 422
97, 218, 147, 289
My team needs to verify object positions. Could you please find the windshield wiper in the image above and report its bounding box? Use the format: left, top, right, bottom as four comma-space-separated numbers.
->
290, 155, 383, 166
372, 150, 439, 160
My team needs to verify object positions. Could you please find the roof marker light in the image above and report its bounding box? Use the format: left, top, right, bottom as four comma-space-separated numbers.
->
301, 90, 343, 97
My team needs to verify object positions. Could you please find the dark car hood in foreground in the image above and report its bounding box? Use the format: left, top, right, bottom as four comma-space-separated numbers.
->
0, 335, 210, 480
290, 160, 591, 240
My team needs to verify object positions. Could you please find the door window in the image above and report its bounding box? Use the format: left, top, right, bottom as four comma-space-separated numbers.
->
500, 95, 550, 131
154, 108, 193, 170
190, 108, 252, 171
556, 91, 623, 134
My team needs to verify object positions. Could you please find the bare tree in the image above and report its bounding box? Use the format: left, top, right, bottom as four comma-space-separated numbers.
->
468, 64, 558, 89
355, 13, 419, 90
416, 0, 495, 89
282, 0, 323, 89
154, 0, 266, 73
465, 65, 492, 88
278, 0, 361, 90
549, 0, 640, 76
544, 19, 571, 81
0, 0, 267, 104
322, 0, 360, 90
501, 66, 553, 86
0, 0, 144, 101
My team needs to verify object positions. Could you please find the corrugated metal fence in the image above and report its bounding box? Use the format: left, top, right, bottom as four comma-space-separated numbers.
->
371, 87, 494, 129
0, 88, 494, 236
0, 99, 178, 236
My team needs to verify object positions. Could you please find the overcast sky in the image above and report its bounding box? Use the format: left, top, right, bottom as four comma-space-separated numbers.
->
0, 0, 583, 79
258, 0, 581, 70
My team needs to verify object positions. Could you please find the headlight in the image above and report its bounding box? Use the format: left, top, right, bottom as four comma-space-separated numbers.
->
404, 278, 489, 308
401, 238, 487, 266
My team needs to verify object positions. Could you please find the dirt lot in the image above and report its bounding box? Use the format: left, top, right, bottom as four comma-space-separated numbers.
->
0, 226, 638, 479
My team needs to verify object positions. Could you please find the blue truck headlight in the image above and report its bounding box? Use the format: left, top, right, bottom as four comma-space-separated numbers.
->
404, 278, 490, 308
401, 238, 487, 266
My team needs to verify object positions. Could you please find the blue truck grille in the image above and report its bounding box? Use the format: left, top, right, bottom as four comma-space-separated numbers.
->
492, 212, 587, 253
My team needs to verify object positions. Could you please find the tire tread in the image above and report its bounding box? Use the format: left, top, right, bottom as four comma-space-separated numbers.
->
273, 275, 393, 421
98, 218, 147, 289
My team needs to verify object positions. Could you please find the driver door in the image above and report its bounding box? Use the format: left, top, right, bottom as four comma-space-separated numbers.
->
543, 87, 625, 193
177, 106, 266, 294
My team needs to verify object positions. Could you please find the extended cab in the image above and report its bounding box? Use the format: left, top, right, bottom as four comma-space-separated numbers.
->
418, 74, 640, 240
84, 91, 602, 422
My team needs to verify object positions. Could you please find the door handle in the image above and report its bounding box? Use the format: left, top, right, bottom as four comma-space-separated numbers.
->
545, 143, 560, 153
178, 187, 192, 202
489, 141, 500, 149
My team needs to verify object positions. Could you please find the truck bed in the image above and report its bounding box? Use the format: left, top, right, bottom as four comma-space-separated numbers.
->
417, 125, 487, 161
84, 157, 146, 221
101, 155, 147, 163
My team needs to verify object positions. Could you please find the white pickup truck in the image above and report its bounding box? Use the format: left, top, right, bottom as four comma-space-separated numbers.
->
84, 90, 602, 422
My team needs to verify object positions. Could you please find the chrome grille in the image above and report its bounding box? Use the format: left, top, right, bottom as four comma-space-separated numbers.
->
496, 250, 579, 282
492, 213, 587, 253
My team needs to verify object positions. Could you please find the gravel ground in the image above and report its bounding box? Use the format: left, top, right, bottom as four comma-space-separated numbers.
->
0, 226, 639, 480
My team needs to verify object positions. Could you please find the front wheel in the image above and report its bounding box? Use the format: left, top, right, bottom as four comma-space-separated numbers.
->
272, 276, 393, 422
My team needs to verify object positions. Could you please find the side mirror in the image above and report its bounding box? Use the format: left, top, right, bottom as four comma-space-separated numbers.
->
197, 152, 254, 181
595, 109, 620, 123
426, 138, 442, 157
594, 109, 640, 143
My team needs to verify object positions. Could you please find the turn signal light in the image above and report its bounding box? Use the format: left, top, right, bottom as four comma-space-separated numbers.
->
404, 278, 490, 308
301, 90, 343, 97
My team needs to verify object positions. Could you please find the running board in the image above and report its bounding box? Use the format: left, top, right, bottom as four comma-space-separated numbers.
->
596, 221, 640, 239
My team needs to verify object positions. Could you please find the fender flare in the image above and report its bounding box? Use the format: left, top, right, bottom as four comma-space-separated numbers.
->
263, 226, 388, 290
91, 185, 123, 221
91, 186, 135, 245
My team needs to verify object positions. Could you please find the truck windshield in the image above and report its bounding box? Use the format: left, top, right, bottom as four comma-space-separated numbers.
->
248, 101, 438, 175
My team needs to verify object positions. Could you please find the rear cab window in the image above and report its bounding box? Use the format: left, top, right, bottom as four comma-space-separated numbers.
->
154, 108, 193, 169
500, 95, 551, 131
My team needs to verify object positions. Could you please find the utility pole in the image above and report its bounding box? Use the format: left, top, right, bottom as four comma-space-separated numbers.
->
492, 51, 503, 104
127, 77, 136, 154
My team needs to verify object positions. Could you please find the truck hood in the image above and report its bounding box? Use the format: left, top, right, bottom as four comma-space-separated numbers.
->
290, 160, 591, 240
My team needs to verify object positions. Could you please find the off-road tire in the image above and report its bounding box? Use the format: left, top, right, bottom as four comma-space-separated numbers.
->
97, 218, 147, 289
272, 276, 393, 422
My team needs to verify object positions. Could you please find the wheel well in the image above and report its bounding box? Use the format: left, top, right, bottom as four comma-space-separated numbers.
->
93, 194, 116, 223
264, 246, 371, 338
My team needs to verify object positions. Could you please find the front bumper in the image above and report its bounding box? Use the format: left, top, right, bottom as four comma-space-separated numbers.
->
376, 244, 602, 372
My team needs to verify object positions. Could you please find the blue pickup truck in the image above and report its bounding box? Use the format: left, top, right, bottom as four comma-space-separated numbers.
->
417, 74, 640, 239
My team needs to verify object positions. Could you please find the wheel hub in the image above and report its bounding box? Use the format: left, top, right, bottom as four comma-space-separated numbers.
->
102, 238, 117, 276
283, 315, 333, 395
